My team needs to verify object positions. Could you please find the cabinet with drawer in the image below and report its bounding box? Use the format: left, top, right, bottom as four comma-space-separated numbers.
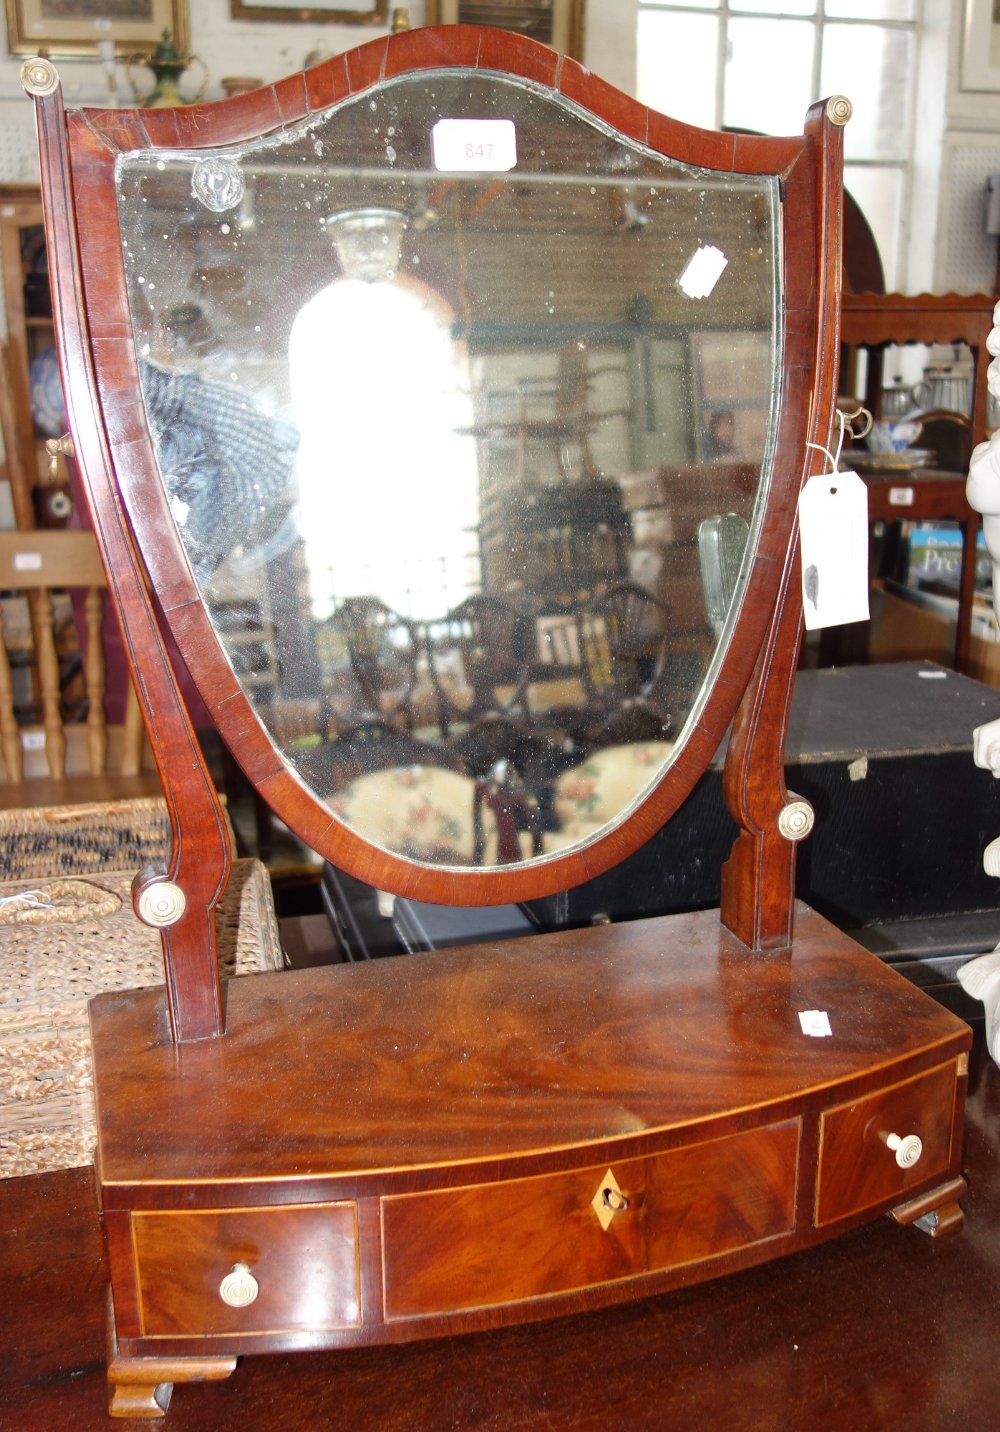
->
815, 1061, 962, 1227
382, 1121, 799, 1319
131, 1204, 360, 1339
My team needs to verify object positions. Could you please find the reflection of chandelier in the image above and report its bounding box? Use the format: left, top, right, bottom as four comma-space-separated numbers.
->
326, 207, 407, 282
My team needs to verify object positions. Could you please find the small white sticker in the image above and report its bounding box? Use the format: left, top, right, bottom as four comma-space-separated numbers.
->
21, 731, 46, 751
432, 118, 517, 173
798, 469, 870, 630
799, 1010, 832, 1038
677, 244, 728, 299
13, 552, 43, 572
888, 486, 914, 507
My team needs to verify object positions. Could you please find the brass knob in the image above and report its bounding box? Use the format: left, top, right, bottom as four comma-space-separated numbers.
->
21, 57, 60, 97
219, 1262, 258, 1308
135, 878, 186, 928
826, 95, 853, 127
886, 1132, 923, 1169
778, 799, 814, 842
45, 433, 74, 482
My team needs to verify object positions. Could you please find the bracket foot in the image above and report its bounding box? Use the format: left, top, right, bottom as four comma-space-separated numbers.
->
890, 1176, 967, 1239
107, 1292, 237, 1418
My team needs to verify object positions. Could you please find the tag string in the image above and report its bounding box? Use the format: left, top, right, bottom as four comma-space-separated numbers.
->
805, 405, 871, 476
0, 889, 53, 911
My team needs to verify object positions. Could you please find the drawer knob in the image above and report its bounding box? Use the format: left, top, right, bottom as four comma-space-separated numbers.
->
886, 1132, 923, 1169
219, 1262, 259, 1308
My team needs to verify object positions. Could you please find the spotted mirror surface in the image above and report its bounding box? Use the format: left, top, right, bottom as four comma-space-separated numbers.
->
115, 70, 781, 870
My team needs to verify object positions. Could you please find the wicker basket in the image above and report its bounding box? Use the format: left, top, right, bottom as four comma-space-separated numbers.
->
0, 859, 284, 1178
0, 797, 173, 881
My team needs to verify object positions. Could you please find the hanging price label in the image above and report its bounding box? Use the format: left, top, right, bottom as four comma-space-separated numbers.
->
798, 468, 870, 630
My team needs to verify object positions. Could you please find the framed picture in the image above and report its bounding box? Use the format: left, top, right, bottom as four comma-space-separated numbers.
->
4, 0, 188, 58
691, 332, 773, 465
961, 0, 1000, 92
425, 1, 584, 59
230, 1, 388, 21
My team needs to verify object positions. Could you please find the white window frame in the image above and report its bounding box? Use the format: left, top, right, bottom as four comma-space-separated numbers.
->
636, 1, 923, 289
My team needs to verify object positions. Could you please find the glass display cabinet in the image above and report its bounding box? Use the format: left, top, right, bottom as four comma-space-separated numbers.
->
23, 25, 970, 1420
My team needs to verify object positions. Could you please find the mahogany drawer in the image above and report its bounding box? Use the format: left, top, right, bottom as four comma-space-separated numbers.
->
132, 1203, 360, 1338
815, 1061, 961, 1227
381, 1121, 799, 1319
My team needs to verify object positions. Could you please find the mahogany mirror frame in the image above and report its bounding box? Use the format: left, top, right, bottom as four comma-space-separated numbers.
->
24, 27, 846, 1041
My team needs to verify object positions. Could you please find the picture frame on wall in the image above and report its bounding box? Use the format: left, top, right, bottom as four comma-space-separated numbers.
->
4, 0, 188, 58
961, 0, 1000, 92
691, 332, 772, 465
230, 1, 388, 21
425, 2, 584, 60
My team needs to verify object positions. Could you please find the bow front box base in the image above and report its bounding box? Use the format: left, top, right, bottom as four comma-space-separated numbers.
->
90, 904, 970, 1418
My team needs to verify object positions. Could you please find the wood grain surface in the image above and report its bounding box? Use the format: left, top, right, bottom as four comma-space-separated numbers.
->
2, 1033, 996, 1431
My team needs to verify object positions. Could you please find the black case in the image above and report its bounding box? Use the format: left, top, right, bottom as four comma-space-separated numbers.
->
523, 660, 1000, 933
322, 662, 1000, 1008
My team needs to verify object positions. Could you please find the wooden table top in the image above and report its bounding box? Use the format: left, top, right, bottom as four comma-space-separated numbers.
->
2, 1024, 999, 1430
89, 906, 967, 1188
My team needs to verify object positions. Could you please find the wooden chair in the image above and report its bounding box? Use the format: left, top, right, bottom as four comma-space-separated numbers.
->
330, 595, 422, 734
907, 409, 973, 473
0, 529, 159, 805
576, 580, 672, 716
426, 593, 533, 736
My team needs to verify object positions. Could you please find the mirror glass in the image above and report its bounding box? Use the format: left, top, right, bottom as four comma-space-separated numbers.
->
114, 70, 781, 870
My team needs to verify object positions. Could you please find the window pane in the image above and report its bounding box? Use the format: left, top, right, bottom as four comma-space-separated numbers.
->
825, 0, 915, 18
637, 11, 719, 130
730, 0, 816, 14
821, 23, 913, 162
844, 166, 904, 291
724, 19, 815, 136
640, 0, 717, 10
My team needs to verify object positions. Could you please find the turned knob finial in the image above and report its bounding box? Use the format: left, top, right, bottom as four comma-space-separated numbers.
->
826, 95, 853, 127
219, 1263, 259, 1308
21, 57, 60, 97
886, 1132, 923, 1169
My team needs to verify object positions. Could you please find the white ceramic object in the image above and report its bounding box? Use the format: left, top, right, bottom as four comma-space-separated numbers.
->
961, 297, 1000, 1067
866, 419, 922, 454
957, 947, 1000, 1065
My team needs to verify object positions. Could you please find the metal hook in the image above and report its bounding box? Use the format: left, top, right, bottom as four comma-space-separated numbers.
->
840, 404, 873, 441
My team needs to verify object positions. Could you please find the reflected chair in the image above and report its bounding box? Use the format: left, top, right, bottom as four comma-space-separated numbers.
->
426, 593, 533, 736
331, 595, 422, 734
576, 580, 672, 719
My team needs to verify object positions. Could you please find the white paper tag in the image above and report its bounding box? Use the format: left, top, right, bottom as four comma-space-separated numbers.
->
432, 118, 517, 172
798, 1009, 832, 1038
798, 469, 870, 630
888, 486, 914, 507
13, 552, 42, 571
